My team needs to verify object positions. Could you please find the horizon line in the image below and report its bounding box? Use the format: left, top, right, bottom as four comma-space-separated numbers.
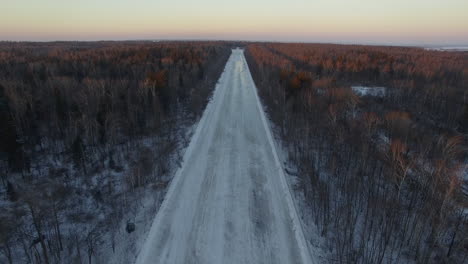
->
1, 38, 467, 48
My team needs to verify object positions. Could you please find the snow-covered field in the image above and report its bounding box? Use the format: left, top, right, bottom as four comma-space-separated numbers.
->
424, 46, 468, 51
352, 86, 386, 97
135, 49, 315, 264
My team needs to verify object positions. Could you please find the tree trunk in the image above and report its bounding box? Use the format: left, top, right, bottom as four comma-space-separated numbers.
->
28, 204, 50, 264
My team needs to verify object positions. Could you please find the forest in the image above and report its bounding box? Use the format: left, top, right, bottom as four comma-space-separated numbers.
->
0, 40, 467, 264
245, 43, 468, 263
0, 41, 231, 263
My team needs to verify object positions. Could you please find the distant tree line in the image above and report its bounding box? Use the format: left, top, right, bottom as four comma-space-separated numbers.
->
0, 41, 231, 263
245, 43, 468, 264
0, 41, 230, 171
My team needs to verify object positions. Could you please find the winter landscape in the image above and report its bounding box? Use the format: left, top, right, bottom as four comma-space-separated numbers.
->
1, 1, 468, 264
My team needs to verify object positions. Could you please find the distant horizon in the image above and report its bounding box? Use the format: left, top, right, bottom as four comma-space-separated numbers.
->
1, 37, 467, 48
2, 0, 467, 46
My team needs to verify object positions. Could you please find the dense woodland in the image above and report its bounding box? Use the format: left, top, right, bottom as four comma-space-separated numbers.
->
245, 43, 468, 263
1, 41, 467, 264
0, 41, 231, 263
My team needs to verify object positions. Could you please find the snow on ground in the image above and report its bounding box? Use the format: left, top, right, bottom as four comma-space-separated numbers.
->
96, 122, 198, 263
352, 86, 386, 97
135, 49, 316, 264
264, 115, 329, 262
0, 110, 200, 263
425, 46, 468, 52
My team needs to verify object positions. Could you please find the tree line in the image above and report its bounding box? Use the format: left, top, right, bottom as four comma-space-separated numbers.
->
245, 43, 467, 264
0, 41, 231, 263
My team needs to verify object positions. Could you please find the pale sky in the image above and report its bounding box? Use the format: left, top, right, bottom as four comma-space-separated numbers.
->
1, 0, 468, 45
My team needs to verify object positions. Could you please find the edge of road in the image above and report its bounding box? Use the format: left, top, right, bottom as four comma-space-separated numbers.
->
134, 51, 233, 264
241, 49, 315, 264
136, 49, 315, 263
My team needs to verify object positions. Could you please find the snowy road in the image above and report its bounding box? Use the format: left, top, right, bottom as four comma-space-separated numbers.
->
135, 49, 313, 264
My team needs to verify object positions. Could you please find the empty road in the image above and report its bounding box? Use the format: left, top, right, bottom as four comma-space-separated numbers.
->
135, 49, 312, 264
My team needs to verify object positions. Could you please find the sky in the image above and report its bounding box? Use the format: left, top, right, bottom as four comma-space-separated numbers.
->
1, 0, 468, 45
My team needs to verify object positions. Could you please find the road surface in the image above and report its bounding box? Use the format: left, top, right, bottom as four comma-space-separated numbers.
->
135, 49, 313, 264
